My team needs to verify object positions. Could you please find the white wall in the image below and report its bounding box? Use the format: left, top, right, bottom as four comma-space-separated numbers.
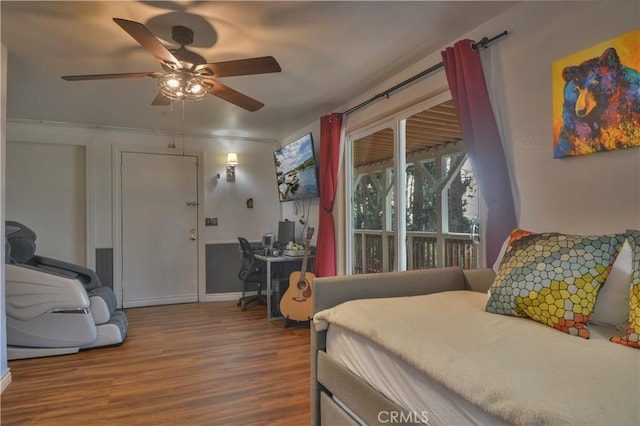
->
196, 137, 282, 243
6, 120, 283, 250
479, 1, 640, 233
6, 142, 86, 263
305, 0, 640, 263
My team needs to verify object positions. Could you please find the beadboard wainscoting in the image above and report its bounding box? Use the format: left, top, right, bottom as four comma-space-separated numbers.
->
95, 248, 114, 290
205, 242, 247, 299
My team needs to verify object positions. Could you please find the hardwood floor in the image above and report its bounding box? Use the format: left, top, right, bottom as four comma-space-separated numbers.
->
1, 301, 311, 425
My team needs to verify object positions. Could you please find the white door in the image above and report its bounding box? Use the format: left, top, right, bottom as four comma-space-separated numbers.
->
121, 152, 199, 307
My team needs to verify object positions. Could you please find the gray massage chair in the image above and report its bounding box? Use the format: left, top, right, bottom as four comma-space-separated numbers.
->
5, 221, 128, 359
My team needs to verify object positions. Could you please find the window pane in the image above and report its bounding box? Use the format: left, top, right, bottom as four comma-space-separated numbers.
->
352, 127, 395, 274
443, 154, 478, 269
406, 160, 436, 232
445, 156, 478, 234
353, 172, 384, 230
404, 100, 477, 271
346, 98, 479, 274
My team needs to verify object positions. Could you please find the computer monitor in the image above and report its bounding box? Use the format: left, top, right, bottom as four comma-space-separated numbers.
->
277, 220, 295, 246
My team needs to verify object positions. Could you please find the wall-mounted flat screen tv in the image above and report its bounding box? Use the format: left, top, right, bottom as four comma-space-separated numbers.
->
273, 133, 320, 202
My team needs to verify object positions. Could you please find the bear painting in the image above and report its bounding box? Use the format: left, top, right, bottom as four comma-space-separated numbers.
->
553, 30, 640, 158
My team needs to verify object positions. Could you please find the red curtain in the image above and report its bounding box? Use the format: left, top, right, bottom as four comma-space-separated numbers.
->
314, 113, 343, 277
441, 40, 517, 266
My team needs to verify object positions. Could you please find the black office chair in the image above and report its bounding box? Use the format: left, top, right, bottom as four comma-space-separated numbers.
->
237, 237, 267, 311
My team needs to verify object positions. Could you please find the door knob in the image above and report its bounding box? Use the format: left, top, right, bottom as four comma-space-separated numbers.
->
190, 228, 197, 241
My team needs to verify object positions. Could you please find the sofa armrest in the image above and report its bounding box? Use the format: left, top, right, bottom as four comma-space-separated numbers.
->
313, 266, 466, 314
463, 268, 496, 293
312, 266, 468, 426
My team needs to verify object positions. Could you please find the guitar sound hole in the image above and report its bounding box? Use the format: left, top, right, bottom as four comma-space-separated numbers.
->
297, 280, 306, 290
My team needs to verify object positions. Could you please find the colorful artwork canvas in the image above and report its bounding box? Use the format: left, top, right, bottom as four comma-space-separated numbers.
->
553, 30, 640, 158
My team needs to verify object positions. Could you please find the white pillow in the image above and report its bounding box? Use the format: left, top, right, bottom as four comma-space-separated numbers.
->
492, 236, 510, 273
590, 239, 633, 330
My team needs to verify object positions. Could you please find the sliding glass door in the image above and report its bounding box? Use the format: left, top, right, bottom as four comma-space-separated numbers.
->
351, 126, 396, 274
347, 99, 479, 275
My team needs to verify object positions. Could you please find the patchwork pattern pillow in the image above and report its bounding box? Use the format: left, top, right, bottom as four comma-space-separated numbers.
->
611, 229, 640, 348
486, 229, 626, 338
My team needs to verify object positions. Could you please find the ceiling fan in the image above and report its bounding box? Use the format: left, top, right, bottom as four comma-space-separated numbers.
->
61, 18, 281, 112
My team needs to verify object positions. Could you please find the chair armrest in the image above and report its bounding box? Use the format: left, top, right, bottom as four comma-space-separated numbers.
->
30, 255, 102, 291
5, 264, 91, 320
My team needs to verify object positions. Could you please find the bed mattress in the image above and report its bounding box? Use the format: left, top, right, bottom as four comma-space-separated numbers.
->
316, 291, 640, 425
327, 323, 505, 425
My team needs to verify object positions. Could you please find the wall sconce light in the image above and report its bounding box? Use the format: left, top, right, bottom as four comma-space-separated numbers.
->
226, 152, 238, 182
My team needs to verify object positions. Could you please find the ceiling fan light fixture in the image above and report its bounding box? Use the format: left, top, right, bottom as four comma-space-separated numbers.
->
62, 19, 280, 111
166, 77, 180, 88
159, 73, 209, 102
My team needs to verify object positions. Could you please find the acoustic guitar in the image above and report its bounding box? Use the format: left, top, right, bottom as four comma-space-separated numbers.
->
280, 227, 315, 322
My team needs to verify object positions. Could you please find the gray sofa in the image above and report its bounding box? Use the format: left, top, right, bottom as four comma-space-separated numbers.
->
311, 264, 640, 425
311, 267, 496, 426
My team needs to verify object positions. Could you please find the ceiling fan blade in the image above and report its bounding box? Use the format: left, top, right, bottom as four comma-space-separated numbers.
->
204, 79, 264, 112
195, 56, 281, 78
62, 72, 164, 81
113, 18, 181, 69
151, 92, 171, 106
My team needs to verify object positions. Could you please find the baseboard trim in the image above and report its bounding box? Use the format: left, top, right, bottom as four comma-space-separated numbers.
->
122, 293, 257, 305
203, 291, 256, 302
1, 369, 12, 394
124, 295, 198, 308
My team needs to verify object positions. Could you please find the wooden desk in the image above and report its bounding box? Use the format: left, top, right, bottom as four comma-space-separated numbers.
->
254, 253, 314, 321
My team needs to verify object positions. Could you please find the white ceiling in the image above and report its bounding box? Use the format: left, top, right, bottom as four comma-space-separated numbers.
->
1, 1, 517, 141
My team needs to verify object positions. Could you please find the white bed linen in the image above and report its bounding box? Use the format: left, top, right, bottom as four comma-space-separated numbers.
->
320, 292, 637, 425
327, 323, 505, 426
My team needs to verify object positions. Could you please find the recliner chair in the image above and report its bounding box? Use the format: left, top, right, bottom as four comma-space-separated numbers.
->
5, 221, 128, 360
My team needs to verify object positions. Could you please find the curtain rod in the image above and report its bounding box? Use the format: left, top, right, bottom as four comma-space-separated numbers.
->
342, 30, 508, 116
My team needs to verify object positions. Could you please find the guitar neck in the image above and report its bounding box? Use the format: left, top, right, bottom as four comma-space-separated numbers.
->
299, 246, 310, 279
298, 227, 314, 281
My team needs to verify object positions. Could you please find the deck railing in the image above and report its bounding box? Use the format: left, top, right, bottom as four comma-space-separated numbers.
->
353, 230, 477, 274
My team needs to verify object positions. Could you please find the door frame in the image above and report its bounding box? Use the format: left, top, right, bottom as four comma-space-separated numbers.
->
111, 144, 205, 308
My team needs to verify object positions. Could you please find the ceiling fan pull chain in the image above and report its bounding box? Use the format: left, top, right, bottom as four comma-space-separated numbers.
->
181, 100, 186, 156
